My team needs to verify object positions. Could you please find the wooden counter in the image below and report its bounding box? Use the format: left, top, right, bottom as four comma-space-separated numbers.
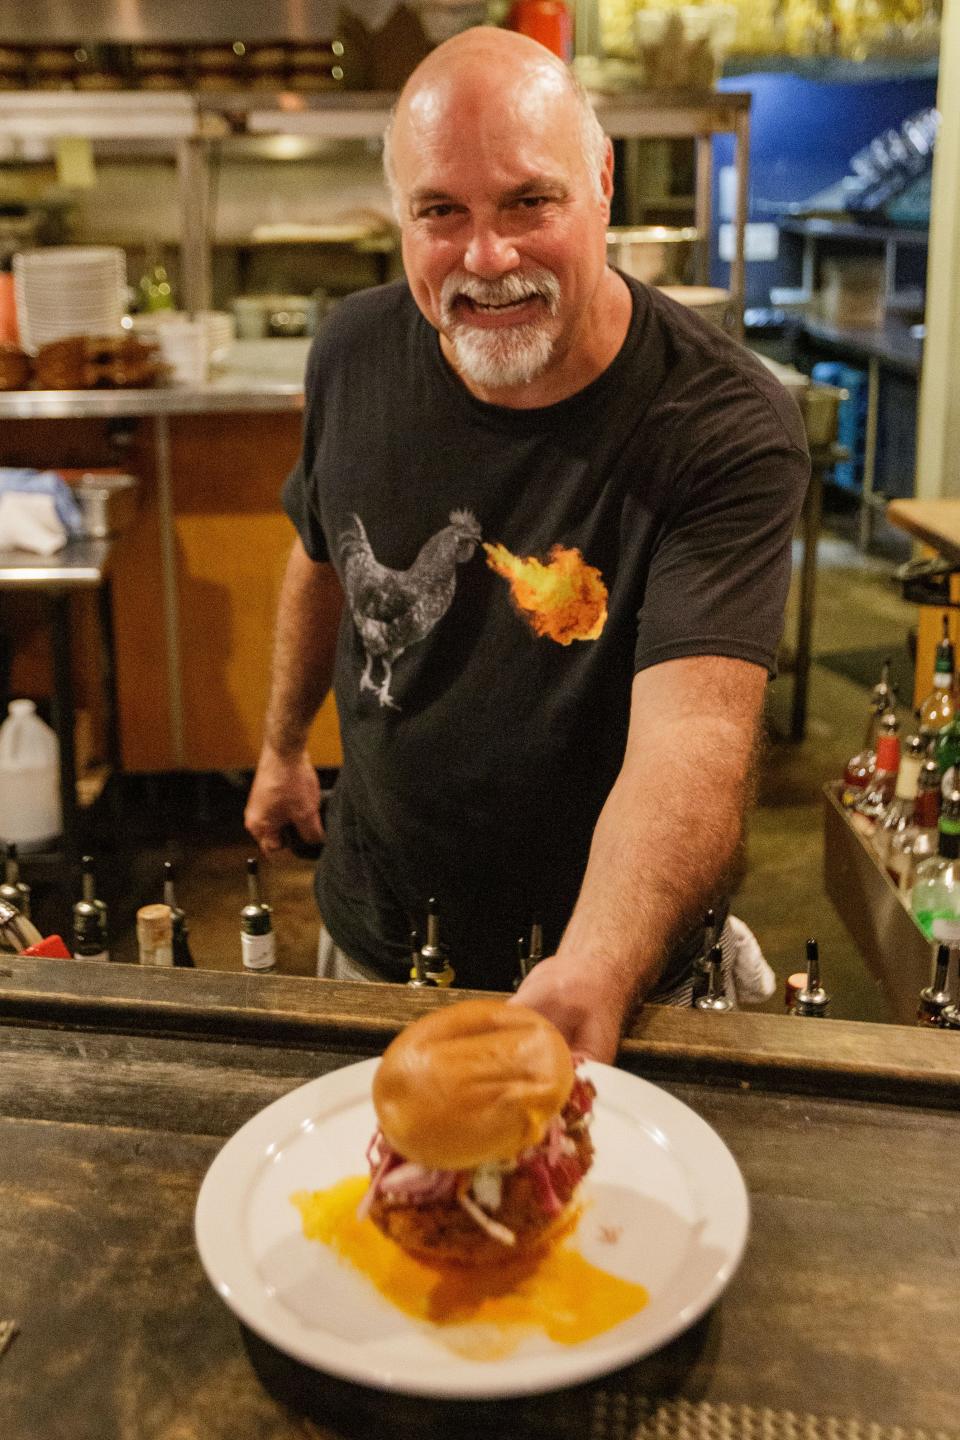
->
1, 958, 959, 1438
887, 497, 960, 560
886, 497, 960, 709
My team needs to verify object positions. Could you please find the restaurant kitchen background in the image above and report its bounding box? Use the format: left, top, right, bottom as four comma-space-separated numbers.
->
0, 0, 959, 1027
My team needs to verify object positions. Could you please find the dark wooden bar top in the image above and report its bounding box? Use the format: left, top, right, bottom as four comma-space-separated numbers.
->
2, 957, 959, 1440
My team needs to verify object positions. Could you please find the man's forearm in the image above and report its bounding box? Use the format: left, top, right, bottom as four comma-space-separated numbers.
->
556, 660, 763, 1005
263, 539, 344, 757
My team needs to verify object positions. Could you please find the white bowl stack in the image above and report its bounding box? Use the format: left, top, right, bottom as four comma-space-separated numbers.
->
13, 247, 128, 355
128, 310, 235, 380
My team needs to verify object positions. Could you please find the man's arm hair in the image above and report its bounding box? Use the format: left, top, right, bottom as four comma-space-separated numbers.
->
263, 537, 345, 757
556, 654, 766, 1003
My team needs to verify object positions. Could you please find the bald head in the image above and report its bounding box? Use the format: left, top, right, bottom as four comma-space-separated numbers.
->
383, 27, 608, 215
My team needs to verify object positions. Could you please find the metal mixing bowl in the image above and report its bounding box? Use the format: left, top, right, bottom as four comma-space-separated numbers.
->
606, 226, 700, 286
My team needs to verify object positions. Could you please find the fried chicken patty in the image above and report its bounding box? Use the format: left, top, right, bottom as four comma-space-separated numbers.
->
369, 1125, 594, 1267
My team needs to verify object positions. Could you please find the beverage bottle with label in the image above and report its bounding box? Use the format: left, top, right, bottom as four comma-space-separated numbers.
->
918, 616, 956, 744
240, 856, 276, 973
841, 658, 894, 807
873, 731, 923, 867
850, 710, 900, 834
911, 789, 960, 943
889, 753, 941, 894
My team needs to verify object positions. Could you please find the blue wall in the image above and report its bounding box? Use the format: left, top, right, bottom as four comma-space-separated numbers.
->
712, 71, 939, 304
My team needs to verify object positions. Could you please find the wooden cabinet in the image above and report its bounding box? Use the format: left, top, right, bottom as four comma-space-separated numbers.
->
2, 406, 342, 773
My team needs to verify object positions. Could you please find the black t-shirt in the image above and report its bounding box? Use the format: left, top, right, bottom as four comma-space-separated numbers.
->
283, 275, 809, 992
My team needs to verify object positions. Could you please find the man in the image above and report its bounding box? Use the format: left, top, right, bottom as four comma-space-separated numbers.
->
245, 27, 809, 1062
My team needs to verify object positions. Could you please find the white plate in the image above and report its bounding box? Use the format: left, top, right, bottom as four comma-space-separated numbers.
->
195, 1059, 749, 1399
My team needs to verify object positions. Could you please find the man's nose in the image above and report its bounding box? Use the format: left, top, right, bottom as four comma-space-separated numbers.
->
463, 224, 520, 277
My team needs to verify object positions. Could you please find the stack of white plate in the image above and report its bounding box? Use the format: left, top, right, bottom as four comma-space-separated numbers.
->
13, 247, 127, 355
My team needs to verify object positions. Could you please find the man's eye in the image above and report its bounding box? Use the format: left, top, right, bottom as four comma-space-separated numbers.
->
517, 196, 549, 209
418, 204, 457, 220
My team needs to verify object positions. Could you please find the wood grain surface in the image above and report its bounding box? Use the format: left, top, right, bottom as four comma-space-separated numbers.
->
1, 959, 959, 1439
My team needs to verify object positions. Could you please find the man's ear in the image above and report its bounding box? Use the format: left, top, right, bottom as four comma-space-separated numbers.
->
600, 136, 615, 217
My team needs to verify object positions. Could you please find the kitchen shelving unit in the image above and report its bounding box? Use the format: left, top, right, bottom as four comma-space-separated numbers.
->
0, 86, 751, 335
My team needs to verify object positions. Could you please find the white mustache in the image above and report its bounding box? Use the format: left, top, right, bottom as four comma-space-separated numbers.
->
440, 267, 561, 319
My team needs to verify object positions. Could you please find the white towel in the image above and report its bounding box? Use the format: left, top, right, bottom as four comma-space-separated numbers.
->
727, 914, 777, 1005
0, 491, 67, 555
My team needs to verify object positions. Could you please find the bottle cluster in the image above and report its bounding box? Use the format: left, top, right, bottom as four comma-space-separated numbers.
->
841, 627, 960, 934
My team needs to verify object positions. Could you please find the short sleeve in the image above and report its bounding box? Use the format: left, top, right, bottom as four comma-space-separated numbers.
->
634, 393, 810, 678
281, 336, 330, 562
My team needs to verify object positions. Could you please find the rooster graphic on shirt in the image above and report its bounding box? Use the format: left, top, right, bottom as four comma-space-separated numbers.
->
339, 510, 482, 709
339, 510, 608, 709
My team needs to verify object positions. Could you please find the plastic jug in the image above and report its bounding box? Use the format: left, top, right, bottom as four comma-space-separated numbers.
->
0, 699, 62, 850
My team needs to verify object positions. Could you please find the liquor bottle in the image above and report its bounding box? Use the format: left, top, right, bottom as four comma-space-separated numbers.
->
690, 909, 720, 1005
788, 939, 830, 1017
136, 903, 174, 967
850, 711, 900, 835
163, 860, 195, 968
911, 789, 960, 943
82, 855, 109, 932
918, 616, 956, 745
0, 896, 44, 952
407, 927, 436, 988
692, 943, 731, 1011
841, 658, 894, 807
414, 897, 455, 987
888, 754, 941, 894
873, 732, 924, 868
240, 857, 276, 973
917, 944, 953, 1027
516, 920, 544, 985
72, 855, 109, 961
0, 843, 31, 919
935, 705, 960, 796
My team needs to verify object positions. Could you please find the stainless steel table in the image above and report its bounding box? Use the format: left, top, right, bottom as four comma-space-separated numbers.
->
0, 537, 120, 861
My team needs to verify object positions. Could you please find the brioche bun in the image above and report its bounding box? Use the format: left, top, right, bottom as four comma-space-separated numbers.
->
372, 998, 574, 1171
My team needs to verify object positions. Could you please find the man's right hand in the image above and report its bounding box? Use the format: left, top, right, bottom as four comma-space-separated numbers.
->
245, 745, 325, 855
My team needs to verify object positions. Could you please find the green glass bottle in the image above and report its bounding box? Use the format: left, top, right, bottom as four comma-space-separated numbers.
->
911, 790, 960, 943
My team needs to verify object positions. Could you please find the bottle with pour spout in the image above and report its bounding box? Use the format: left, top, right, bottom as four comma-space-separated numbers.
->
0, 843, 31, 919
918, 616, 956, 745
841, 659, 894, 807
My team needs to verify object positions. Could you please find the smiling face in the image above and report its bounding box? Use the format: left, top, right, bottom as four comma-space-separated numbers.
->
388, 31, 627, 407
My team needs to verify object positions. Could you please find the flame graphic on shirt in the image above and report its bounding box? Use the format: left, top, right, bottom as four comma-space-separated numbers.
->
483, 542, 608, 644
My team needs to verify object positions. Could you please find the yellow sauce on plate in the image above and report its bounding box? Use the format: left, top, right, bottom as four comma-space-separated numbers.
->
292, 1176, 648, 1360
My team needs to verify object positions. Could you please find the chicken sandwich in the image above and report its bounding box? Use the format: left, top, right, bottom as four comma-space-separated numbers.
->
359, 998, 596, 1266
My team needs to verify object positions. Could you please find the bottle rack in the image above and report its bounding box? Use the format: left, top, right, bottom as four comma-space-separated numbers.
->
822, 782, 933, 1023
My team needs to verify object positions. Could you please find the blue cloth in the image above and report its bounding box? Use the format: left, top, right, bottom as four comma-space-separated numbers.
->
0, 469, 84, 536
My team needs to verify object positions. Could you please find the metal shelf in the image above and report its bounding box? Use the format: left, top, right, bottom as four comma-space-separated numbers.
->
0, 85, 750, 331
0, 85, 751, 141
723, 53, 939, 83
